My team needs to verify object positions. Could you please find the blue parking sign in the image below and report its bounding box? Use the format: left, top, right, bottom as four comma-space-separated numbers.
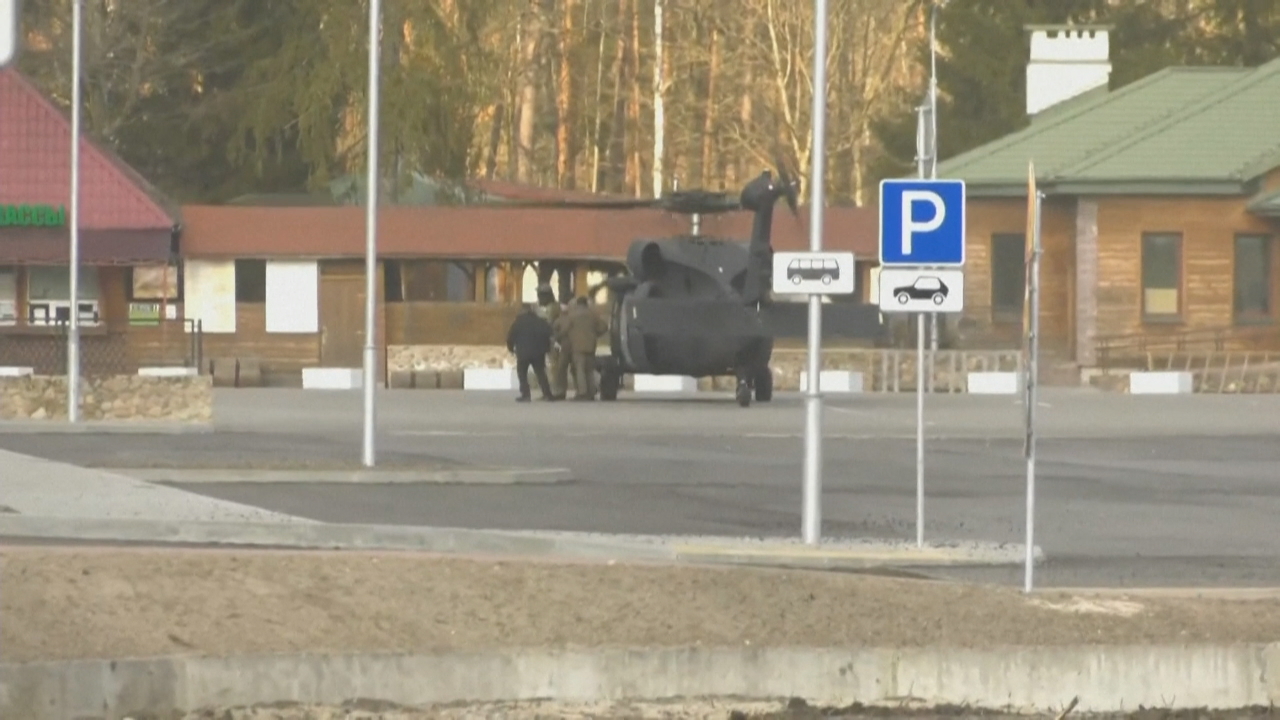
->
879, 179, 966, 266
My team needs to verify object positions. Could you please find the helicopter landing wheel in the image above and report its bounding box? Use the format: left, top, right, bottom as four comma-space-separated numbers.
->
754, 367, 773, 402
735, 380, 752, 408
599, 361, 621, 401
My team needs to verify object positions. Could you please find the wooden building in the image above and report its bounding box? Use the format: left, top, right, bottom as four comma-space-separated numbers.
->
935, 27, 1280, 370
176, 201, 879, 380
0, 68, 187, 374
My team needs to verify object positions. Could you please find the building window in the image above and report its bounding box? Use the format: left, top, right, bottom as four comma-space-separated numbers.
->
235, 259, 266, 303
1141, 233, 1181, 321
390, 260, 476, 302
0, 267, 15, 325
990, 233, 1025, 318
383, 260, 405, 302
1234, 234, 1274, 322
27, 265, 101, 326
445, 262, 472, 302
127, 261, 183, 302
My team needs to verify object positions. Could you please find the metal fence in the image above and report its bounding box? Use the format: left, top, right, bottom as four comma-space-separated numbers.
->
127, 318, 205, 370
1096, 324, 1279, 371
0, 319, 203, 376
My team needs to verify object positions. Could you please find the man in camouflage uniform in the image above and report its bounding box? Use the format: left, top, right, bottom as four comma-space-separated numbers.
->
563, 296, 608, 400
537, 285, 573, 399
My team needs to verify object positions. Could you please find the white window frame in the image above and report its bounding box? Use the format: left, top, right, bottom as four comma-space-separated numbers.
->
26, 300, 101, 327
25, 266, 102, 327
0, 267, 16, 326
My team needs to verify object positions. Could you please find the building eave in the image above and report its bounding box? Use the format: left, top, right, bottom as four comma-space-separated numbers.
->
957, 178, 1249, 198
1247, 189, 1280, 217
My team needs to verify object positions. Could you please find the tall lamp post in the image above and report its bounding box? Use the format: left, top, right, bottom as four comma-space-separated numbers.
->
68, 0, 83, 423
801, 0, 829, 546
926, 1, 944, 357
362, 0, 381, 467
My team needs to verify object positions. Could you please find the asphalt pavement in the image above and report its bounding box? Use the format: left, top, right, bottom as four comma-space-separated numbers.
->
2, 387, 1279, 588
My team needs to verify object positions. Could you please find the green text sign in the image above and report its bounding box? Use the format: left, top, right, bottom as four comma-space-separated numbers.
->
0, 204, 68, 228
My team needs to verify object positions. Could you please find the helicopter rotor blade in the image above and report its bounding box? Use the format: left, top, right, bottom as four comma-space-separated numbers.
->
462, 190, 741, 216
482, 198, 663, 211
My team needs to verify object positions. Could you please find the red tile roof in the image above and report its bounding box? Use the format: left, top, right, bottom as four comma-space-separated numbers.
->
179, 203, 878, 260
0, 68, 176, 230
466, 177, 633, 202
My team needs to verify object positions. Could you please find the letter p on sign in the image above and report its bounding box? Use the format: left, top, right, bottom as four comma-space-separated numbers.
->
900, 190, 945, 256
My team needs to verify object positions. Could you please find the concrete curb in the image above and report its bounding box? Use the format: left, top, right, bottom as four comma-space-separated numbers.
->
0, 517, 1039, 570
0, 420, 213, 434
671, 542, 1040, 567
114, 467, 574, 485
4, 644, 1278, 719
0, 516, 671, 561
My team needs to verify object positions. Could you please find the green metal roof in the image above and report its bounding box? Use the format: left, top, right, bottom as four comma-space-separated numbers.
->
1249, 189, 1280, 217
936, 57, 1280, 197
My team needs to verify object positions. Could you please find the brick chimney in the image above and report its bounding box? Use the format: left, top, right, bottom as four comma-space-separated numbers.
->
1025, 25, 1112, 116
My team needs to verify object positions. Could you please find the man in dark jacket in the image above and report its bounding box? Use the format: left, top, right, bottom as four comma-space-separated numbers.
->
506, 304, 555, 402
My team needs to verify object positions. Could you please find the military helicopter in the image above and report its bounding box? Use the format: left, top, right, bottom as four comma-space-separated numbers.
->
492, 164, 801, 407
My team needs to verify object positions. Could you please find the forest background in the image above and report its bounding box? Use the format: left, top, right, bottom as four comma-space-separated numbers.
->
12, 0, 1280, 207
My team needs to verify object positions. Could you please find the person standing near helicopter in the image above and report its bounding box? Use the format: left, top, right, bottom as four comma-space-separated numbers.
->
561, 296, 608, 400
537, 284, 573, 399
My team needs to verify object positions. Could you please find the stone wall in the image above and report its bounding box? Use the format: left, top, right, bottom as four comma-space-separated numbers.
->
386, 344, 1022, 393
0, 375, 213, 422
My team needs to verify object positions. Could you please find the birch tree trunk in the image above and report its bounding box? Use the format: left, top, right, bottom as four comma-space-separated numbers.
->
485, 103, 504, 179
516, 0, 543, 183
627, 0, 643, 197
604, 0, 630, 193
555, 0, 577, 188
700, 21, 719, 189
651, 0, 665, 197
589, 0, 608, 192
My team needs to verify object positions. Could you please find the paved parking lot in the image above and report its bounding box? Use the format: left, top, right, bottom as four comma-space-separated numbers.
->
3, 387, 1280, 588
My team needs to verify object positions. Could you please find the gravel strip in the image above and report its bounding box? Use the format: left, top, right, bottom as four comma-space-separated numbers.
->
502, 529, 1034, 561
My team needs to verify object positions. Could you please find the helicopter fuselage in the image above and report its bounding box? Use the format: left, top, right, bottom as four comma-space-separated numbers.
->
580, 168, 796, 406
599, 236, 773, 378
610, 294, 773, 378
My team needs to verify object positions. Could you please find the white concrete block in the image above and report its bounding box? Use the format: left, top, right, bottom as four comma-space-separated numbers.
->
463, 367, 519, 391
1129, 371, 1193, 395
967, 371, 1020, 394
800, 370, 864, 393
302, 367, 363, 390
138, 367, 197, 377
0, 366, 34, 377
633, 374, 697, 393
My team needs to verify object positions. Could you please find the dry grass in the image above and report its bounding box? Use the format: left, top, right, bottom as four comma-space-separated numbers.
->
6, 546, 1280, 663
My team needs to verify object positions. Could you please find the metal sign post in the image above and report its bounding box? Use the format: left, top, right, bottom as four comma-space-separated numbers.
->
1023, 166, 1043, 593
67, 0, 82, 423
915, 311, 925, 546
1, 0, 19, 68
361, 0, 381, 467
878, 178, 966, 549
801, 0, 829, 546
912, 101, 930, 548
